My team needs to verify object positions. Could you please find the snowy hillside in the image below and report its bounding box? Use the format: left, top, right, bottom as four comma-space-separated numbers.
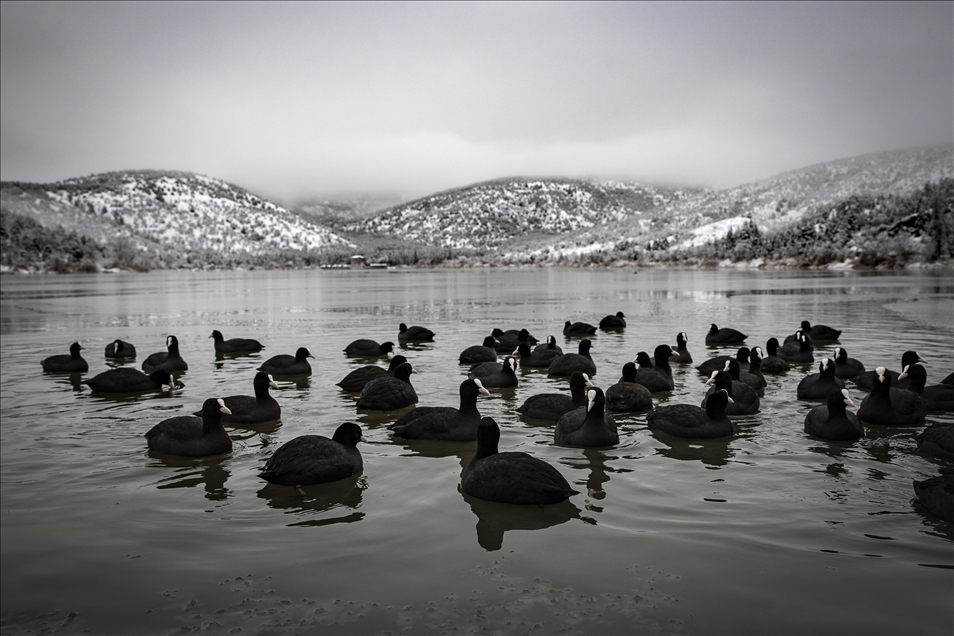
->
1, 171, 353, 270
342, 178, 695, 250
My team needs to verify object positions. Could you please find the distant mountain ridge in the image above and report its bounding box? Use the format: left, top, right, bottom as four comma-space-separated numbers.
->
1, 145, 951, 272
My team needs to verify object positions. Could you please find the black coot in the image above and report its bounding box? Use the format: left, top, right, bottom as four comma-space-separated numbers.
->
777, 333, 814, 364
142, 335, 188, 373
145, 397, 232, 457
702, 362, 759, 415
258, 347, 314, 377
647, 389, 733, 439
469, 356, 518, 388
857, 367, 925, 427
516, 371, 593, 421
554, 387, 619, 447
210, 330, 264, 354
514, 342, 560, 369
461, 417, 578, 505
741, 347, 767, 395
343, 339, 395, 357
492, 328, 537, 353
670, 332, 692, 364
605, 362, 653, 413
105, 339, 136, 360
259, 423, 364, 486
398, 323, 435, 342
900, 364, 954, 412
804, 389, 864, 441
796, 358, 845, 401
705, 324, 747, 345
761, 338, 790, 374
459, 336, 499, 364
912, 471, 954, 522
336, 355, 407, 392
533, 335, 563, 357
697, 347, 749, 377
548, 339, 597, 377
850, 350, 924, 392
917, 423, 954, 461
84, 368, 174, 394
42, 342, 88, 373
563, 320, 597, 337
389, 378, 489, 441
832, 347, 866, 380
218, 372, 281, 424
631, 344, 677, 393
357, 362, 418, 410
599, 312, 626, 330
799, 320, 842, 343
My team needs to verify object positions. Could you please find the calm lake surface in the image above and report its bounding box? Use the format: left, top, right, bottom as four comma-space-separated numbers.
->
2, 267, 953, 635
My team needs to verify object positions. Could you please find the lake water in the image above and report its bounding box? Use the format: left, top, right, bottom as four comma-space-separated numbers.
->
1, 267, 952, 635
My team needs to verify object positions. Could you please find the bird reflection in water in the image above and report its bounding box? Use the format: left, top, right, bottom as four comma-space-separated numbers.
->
257, 474, 367, 528
461, 493, 589, 552
652, 436, 733, 467
151, 456, 231, 501
560, 448, 615, 512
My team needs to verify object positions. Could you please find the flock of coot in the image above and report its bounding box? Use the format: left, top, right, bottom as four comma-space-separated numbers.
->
41, 316, 954, 521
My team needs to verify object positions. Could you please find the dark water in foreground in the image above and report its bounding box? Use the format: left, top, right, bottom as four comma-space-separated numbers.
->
1, 267, 952, 635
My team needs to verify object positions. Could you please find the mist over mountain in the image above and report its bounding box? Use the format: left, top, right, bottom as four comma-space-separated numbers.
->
2, 146, 951, 273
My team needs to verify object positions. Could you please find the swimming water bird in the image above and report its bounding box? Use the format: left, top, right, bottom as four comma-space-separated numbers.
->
760, 338, 791, 374
696, 347, 750, 377
912, 471, 954, 522
605, 363, 653, 413
803, 389, 864, 441
899, 364, 954, 412
145, 398, 232, 457
389, 378, 490, 441
104, 339, 136, 360
832, 347, 866, 380
257, 347, 314, 377
554, 387, 619, 447
210, 330, 264, 354
548, 339, 597, 377
492, 328, 537, 353
398, 323, 435, 342
741, 347, 767, 395
777, 333, 814, 364
461, 417, 579, 505
670, 332, 692, 364
469, 356, 518, 388
850, 351, 925, 392
798, 320, 842, 343
702, 362, 760, 415
259, 423, 365, 486
631, 344, 677, 393
599, 312, 626, 330
336, 355, 408, 392
916, 423, 954, 462
41, 342, 88, 373
458, 336, 499, 364
142, 335, 188, 373
705, 324, 747, 346
564, 320, 597, 337
857, 367, 925, 427
84, 368, 174, 394
532, 335, 563, 358
356, 362, 418, 410
217, 372, 281, 424
516, 371, 593, 421
513, 342, 559, 369
647, 389, 733, 439
796, 358, 845, 401
343, 339, 396, 357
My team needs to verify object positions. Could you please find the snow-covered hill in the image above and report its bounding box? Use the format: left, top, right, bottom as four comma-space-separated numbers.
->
1, 171, 353, 267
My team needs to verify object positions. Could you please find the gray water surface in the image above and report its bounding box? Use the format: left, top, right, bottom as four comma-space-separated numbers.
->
2, 268, 952, 635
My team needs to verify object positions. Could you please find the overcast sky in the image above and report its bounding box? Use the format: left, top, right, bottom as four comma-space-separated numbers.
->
1, 1, 951, 202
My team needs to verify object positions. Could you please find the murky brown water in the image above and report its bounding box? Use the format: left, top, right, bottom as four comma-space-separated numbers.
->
2, 267, 952, 635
